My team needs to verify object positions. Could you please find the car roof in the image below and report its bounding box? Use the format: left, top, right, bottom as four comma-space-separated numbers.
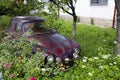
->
13, 16, 45, 23
7, 16, 45, 32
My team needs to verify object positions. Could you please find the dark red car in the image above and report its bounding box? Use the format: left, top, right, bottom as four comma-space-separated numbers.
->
7, 16, 81, 66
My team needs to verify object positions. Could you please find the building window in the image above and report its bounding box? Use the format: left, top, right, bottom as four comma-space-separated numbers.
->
91, 0, 108, 6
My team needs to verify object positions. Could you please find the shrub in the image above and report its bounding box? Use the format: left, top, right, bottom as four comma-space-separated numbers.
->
0, 34, 61, 80
0, 15, 11, 30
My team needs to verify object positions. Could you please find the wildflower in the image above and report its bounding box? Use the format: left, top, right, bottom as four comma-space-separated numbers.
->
93, 57, 99, 60
82, 59, 87, 62
109, 63, 113, 66
102, 54, 111, 59
29, 77, 37, 80
88, 72, 93, 76
83, 56, 88, 59
6, 64, 11, 69
99, 66, 103, 69
113, 41, 117, 44
9, 73, 14, 78
113, 62, 117, 65
88, 58, 94, 62
82, 65, 86, 68
41, 68, 46, 71
117, 55, 120, 57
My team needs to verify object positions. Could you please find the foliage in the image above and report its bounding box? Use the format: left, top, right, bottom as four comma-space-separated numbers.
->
0, 15, 11, 30
0, 33, 61, 80
0, 0, 36, 16
49, 0, 78, 37
50, 0, 77, 16
42, 17, 64, 32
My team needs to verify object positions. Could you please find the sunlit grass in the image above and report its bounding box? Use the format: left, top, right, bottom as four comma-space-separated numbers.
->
59, 21, 116, 57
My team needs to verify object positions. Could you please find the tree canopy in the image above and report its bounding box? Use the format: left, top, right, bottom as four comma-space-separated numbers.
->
0, 0, 36, 16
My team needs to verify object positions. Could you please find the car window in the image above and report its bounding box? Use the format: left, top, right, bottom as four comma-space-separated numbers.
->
22, 22, 53, 34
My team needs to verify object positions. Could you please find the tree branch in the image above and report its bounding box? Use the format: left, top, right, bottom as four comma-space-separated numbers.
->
50, 0, 73, 16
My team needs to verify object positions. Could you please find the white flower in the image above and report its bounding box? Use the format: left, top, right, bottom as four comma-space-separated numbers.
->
83, 56, 88, 59
113, 62, 117, 64
88, 72, 93, 76
102, 55, 108, 59
93, 57, 99, 60
82, 65, 86, 68
113, 57, 116, 59
102, 54, 111, 59
82, 59, 87, 62
109, 63, 113, 66
117, 55, 120, 57
99, 66, 103, 69
41, 68, 46, 71
113, 41, 117, 44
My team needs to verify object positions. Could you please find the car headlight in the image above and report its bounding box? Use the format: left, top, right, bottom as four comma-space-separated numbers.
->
65, 58, 70, 62
73, 53, 79, 58
74, 48, 80, 53
56, 57, 61, 63
73, 48, 80, 58
47, 55, 54, 62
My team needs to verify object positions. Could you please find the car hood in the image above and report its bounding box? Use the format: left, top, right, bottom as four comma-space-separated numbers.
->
28, 33, 79, 58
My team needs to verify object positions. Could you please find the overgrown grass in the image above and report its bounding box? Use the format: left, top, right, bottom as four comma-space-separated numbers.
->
58, 21, 116, 57
0, 17, 118, 79
43, 21, 118, 80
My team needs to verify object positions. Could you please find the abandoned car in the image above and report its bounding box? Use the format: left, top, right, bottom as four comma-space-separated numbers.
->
7, 16, 81, 66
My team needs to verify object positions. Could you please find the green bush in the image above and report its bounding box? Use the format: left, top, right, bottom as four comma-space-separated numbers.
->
0, 0, 36, 16
0, 34, 61, 80
0, 15, 11, 30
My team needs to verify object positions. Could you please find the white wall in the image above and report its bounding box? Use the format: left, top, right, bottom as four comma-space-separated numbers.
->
75, 0, 115, 19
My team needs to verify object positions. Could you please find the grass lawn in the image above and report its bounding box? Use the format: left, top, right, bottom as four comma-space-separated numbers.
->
43, 22, 119, 80
59, 21, 116, 57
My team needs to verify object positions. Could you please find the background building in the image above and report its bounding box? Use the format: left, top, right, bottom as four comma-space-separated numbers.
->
75, 0, 115, 27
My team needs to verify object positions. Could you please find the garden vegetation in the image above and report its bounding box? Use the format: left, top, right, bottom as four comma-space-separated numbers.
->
0, 16, 120, 80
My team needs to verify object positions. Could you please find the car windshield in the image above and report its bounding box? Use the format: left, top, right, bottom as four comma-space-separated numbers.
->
22, 22, 53, 34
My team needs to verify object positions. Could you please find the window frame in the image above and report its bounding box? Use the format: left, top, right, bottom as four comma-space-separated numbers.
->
90, 0, 108, 6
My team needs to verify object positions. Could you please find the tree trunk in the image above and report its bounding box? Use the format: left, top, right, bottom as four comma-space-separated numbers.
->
72, 21, 76, 38
72, 16, 77, 38
115, 0, 120, 55
57, 7, 60, 18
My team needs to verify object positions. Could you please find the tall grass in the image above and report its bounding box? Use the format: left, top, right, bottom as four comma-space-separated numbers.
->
58, 21, 116, 57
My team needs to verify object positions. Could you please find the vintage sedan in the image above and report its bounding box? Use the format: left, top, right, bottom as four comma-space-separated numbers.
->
7, 16, 81, 67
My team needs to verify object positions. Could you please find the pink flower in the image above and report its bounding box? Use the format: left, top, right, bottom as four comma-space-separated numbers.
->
29, 77, 37, 80
9, 73, 14, 78
6, 64, 11, 69
6, 62, 13, 69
